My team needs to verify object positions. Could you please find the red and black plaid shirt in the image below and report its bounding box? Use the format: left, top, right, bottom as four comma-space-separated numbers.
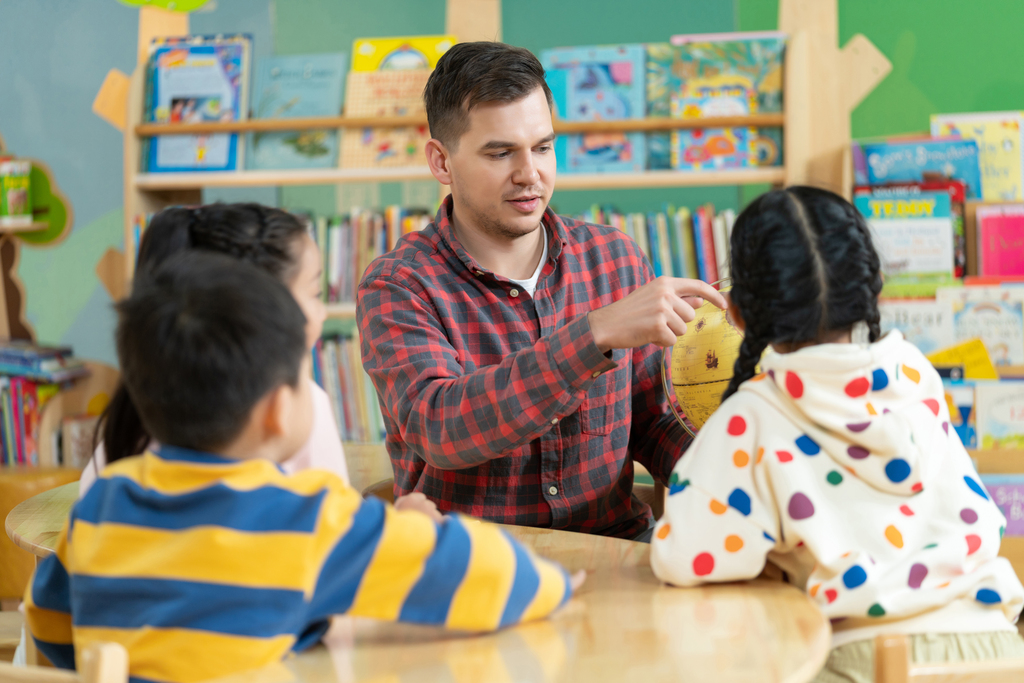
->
357, 196, 691, 538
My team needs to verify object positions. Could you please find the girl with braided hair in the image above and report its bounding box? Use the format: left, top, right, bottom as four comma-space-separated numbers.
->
652, 187, 1024, 681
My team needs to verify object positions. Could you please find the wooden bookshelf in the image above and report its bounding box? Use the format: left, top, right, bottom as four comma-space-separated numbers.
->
326, 302, 356, 319
0, 222, 47, 234
556, 168, 786, 190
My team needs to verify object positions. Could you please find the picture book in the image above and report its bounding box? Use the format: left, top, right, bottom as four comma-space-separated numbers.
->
983, 475, 1024, 535
931, 112, 1024, 201
542, 45, 647, 173
645, 43, 674, 170
882, 180, 967, 278
247, 53, 347, 170
339, 70, 431, 169
854, 187, 955, 296
879, 299, 956, 354
145, 34, 252, 173
975, 205, 1024, 277
944, 377, 977, 449
860, 138, 982, 200
927, 338, 999, 381
976, 381, 1024, 450
936, 286, 1024, 366
351, 36, 454, 72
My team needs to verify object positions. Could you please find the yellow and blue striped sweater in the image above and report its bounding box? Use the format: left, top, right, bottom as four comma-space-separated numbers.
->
25, 446, 571, 683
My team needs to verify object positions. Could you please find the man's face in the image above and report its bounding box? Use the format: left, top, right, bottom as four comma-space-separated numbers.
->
446, 87, 556, 240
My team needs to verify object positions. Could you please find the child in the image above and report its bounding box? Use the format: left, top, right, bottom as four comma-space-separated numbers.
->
651, 187, 1024, 681
26, 252, 579, 683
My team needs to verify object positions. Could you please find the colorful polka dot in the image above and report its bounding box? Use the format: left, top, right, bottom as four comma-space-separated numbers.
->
750, 372, 767, 382
709, 499, 728, 515
924, 543, 938, 549
843, 565, 867, 589
827, 471, 843, 485
788, 492, 815, 520
786, 371, 804, 398
885, 525, 904, 549
728, 488, 752, 516
693, 552, 715, 576
847, 422, 871, 433
768, 369, 776, 381
885, 459, 911, 483
848, 445, 870, 460
845, 377, 870, 397
908, 563, 928, 589
733, 450, 750, 468
976, 589, 1001, 605
923, 398, 940, 416
825, 588, 838, 603
942, 422, 949, 435
966, 534, 982, 555
809, 583, 820, 597
867, 402, 878, 416
912, 482, 924, 493
727, 415, 746, 436
796, 435, 820, 455
669, 479, 689, 495
656, 524, 671, 540
902, 364, 921, 384
776, 450, 793, 463
868, 603, 886, 617
900, 505, 915, 516
756, 447, 764, 464
960, 508, 978, 524
965, 476, 989, 500
937, 581, 950, 589
763, 531, 775, 543
871, 368, 889, 391
725, 535, 744, 552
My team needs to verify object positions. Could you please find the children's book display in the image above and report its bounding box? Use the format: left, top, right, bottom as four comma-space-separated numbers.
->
931, 112, 1024, 201
313, 336, 385, 444
857, 138, 982, 200
351, 35, 454, 72
143, 34, 252, 173
247, 54, 347, 170
974, 205, 1024, 277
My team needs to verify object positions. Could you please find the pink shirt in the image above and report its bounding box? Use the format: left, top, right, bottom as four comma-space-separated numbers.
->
79, 380, 349, 498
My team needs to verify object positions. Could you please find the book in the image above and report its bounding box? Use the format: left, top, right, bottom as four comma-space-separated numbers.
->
928, 338, 1000, 381
145, 34, 252, 173
248, 53, 347, 170
712, 212, 730, 280
0, 340, 73, 361
351, 36, 454, 72
339, 70, 432, 168
944, 377, 977, 449
645, 43, 674, 170
975, 205, 1024, 277
982, 475, 1024, 536
859, 138, 982, 200
882, 180, 968, 278
879, 299, 956, 354
61, 414, 99, 469
976, 381, 1024, 450
694, 205, 719, 283
854, 187, 955, 297
931, 112, 1024, 201
674, 207, 699, 279
542, 45, 647, 173
645, 213, 663, 276
936, 286, 1024, 366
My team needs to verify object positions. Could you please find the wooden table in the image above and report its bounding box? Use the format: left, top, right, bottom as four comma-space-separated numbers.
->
5, 481, 77, 559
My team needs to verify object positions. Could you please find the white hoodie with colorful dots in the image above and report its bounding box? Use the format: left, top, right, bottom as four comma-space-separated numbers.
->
651, 330, 1024, 647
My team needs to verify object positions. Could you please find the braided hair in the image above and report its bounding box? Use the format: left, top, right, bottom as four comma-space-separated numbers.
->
722, 186, 883, 400
96, 203, 308, 464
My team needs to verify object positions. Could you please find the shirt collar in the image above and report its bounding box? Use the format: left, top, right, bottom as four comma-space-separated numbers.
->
153, 444, 285, 473
432, 194, 567, 278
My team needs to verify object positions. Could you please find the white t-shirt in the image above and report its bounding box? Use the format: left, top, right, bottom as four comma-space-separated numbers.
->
508, 227, 548, 297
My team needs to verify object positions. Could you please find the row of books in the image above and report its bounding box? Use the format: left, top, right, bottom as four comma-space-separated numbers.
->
578, 204, 736, 283
0, 377, 58, 467
313, 336, 385, 444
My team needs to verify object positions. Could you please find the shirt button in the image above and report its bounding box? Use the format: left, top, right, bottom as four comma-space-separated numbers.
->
476, 270, 484, 276
550, 418, 558, 425
592, 371, 601, 378
548, 486, 558, 496
509, 288, 520, 298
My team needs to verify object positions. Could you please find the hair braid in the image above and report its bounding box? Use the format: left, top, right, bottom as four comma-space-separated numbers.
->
723, 327, 770, 400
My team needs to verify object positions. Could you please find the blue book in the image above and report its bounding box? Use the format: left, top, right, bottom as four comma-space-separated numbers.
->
542, 45, 647, 173
248, 53, 347, 170
861, 138, 983, 200
646, 213, 662, 277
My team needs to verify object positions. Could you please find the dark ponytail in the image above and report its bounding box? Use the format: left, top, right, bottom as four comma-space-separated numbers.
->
95, 203, 308, 464
722, 186, 883, 400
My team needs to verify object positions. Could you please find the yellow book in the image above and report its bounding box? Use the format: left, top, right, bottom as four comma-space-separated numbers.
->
927, 338, 1000, 380
931, 112, 1024, 201
351, 35, 455, 72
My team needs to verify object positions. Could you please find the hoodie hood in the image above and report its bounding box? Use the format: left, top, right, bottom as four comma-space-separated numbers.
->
741, 331, 947, 497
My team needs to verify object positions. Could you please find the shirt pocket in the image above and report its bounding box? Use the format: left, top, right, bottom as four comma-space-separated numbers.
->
580, 352, 626, 436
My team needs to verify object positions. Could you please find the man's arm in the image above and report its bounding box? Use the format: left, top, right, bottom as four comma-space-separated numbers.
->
358, 271, 615, 470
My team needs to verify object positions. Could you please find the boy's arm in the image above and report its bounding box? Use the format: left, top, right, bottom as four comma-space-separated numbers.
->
23, 521, 75, 668
308, 486, 572, 631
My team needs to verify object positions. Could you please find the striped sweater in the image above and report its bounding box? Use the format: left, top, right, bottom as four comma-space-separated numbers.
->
25, 446, 571, 683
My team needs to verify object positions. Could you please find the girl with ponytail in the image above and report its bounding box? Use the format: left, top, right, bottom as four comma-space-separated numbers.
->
652, 187, 1024, 679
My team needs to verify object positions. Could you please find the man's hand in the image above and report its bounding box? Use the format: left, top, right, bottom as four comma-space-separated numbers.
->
588, 277, 729, 351
394, 492, 443, 522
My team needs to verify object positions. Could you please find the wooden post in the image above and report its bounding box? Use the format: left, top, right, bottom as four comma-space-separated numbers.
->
445, 0, 502, 43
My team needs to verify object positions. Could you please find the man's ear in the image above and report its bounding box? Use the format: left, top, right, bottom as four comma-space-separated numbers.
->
425, 138, 453, 186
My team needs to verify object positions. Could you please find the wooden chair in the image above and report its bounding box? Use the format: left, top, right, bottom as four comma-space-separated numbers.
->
362, 479, 395, 505
0, 642, 127, 683
874, 634, 1024, 683
0, 610, 21, 663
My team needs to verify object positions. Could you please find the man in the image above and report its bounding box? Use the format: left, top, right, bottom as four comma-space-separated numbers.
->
357, 41, 726, 540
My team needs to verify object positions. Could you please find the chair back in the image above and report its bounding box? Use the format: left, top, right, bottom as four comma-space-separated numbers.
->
362, 478, 395, 505
0, 642, 128, 683
874, 634, 1024, 683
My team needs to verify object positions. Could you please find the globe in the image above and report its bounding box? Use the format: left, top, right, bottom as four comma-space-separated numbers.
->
662, 289, 744, 438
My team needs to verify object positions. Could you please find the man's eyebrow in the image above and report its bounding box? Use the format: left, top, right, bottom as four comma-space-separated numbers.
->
479, 132, 556, 151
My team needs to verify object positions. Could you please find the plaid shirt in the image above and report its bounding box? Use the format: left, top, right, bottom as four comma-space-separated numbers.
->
357, 197, 691, 539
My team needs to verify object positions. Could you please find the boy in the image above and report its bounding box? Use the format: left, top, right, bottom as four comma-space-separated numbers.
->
25, 252, 578, 683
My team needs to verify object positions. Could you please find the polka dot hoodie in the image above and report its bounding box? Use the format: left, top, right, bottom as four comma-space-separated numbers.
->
651, 331, 1024, 646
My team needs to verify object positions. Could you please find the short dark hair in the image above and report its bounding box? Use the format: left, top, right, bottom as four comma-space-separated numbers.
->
424, 41, 553, 148
116, 251, 308, 453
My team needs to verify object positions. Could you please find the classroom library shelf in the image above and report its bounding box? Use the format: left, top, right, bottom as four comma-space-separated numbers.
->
0, 222, 47, 234
326, 302, 356, 319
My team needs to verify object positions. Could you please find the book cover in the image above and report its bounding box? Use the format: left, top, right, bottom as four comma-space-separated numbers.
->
663, 207, 683, 279
976, 381, 1024, 450
646, 213, 663, 277
340, 70, 431, 168
860, 138, 982, 201
645, 43, 674, 170
944, 378, 977, 449
248, 53, 347, 170
60, 415, 99, 469
931, 112, 1024, 201
146, 34, 252, 173
854, 187, 955, 296
983, 475, 1024, 535
695, 205, 719, 282
712, 212, 730, 279
879, 299, 956, 354
936, 286, 1024, 366
542, 45, 647, 173
351, 36, 454, 72
975, 205, 1024, 277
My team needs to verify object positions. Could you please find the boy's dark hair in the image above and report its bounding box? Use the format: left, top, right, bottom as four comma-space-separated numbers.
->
116, 251, 307, 453
424, 41, 553, 148
723, 186, 884, 399
98, 203, 308, 464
